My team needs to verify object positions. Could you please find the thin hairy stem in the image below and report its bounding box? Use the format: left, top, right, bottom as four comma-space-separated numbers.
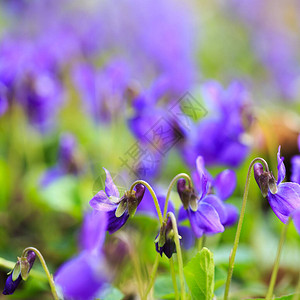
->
170, 257, 179, 300
130, 180, 163, 224
163, 173, 192, 219
224, 157, 269, 300
168, 212, 186, 300
22, 247, 59, 300
265, 219, 290, 300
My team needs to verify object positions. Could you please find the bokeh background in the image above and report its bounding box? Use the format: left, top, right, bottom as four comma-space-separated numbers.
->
0, 0, 300, 299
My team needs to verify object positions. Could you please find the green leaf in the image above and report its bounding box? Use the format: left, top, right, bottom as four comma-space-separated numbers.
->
184, 247, 215, 300
154, 275, 177, 299
214, 266, 227, 291
95, 285, 124, 300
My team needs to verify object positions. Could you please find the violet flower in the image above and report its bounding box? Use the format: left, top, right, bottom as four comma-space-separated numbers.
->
90, 168, 145, 234
3, 251, 36, 295
54, 210, 109, 300
73, 60, 131, 123
177, 156, 239, 238
291, 135, 300, 184
292, 209, 300, 235
254, 146, 300, 223
41, 133, 79, 187
181, 81, 251, 168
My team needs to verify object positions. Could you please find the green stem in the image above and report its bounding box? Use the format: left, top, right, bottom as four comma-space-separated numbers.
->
293, 271, 300, 300
22, 247, 59, 300
224, 157, 269, 300
168, 212, 186, 300
130, 180, 163, 224
0, 257, 47, 281
142, 253, 160, 300
170, 257, 179, 300
197, 235, 206, 251
163, 173, 192, 219
265, 219, 290, 300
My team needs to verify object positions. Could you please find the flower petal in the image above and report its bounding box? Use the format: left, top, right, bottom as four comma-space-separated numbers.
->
195, 156, 208, 199
103, 168, 119, 198
106, 209, 129, 234
213, 169, 236, 200
178, 225, 195, 249
188, 203, 224, 237
291, 155, 300, 184
292, 209, 300, 235
89, 191, 116, 212
80, 211, 107, 253
223, 203, 239, 227
277, 146, 286, 184
201, 195, 227, 224
55, 252, 107, 300
267, 182, 300, 223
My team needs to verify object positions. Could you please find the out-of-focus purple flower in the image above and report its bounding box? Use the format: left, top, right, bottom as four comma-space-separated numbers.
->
55, 210, 109, 300
182, 81, 252, 168
292, 209, 300, 235
98, 0, 198, 96
3, 251, 36, 295
73, 60, 131, 123
0, 84, 8, 117
41, 133, 80, 187
90, 168, 145, 234
230, 0, 300, 101
254, 146, 300, 223
291, 135, 300, 184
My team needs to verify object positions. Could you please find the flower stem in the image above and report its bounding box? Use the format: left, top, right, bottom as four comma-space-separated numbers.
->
168, 212, 186, 300
163, 173, 192, 219
142, 253, 160, 300
170, 257, 179, 300
130, 180, 163, 225
224, 157, 269, 300
197, 235, 206, 251
22, 247, 59, 300
265, 218, 290, 300
293, 271, 300, 300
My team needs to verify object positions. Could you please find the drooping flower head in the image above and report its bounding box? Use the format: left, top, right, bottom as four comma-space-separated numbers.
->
254, 146, 300, 223
155, 217, 177, 259
3, 251, 36, 295
90, 168, 145, 234
55, 210, 109, 300
177, 156, 239, 239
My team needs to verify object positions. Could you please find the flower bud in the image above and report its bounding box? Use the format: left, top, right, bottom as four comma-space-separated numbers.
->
177, 179, 198, 211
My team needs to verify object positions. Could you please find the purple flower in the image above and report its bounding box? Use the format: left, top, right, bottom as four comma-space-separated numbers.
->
181, 81, 251, 168
254, 146, 300, 223
41, 133, 79, 187
3, 251, 36, 295
177, 156, 238, 238
73, 60, 131, 123
291, 135, 300, 184
90, 168, 145, 234
55, 210, 109, 300
292, 209, 300, 235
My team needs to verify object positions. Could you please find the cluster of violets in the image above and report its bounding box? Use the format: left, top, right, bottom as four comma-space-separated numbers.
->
3, 146, 300, 298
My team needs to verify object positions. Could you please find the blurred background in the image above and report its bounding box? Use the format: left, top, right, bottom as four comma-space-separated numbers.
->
0, 0, 300, 299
